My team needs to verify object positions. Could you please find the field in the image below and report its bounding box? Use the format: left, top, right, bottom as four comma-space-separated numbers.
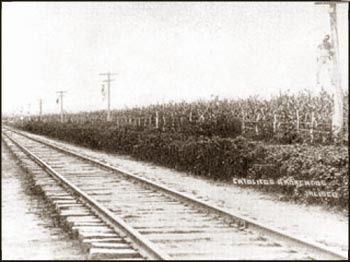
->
18, 89, 349, 144
10, 90, 349, 211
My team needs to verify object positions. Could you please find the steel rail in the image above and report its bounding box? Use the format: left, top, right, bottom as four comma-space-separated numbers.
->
4, 127, 348, 260
3, 130, 171, 260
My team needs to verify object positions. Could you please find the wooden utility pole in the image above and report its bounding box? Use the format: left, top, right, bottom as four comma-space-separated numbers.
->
38, 99, 43, 120
100, 72, 118, 121
315, 1, 344, 136
328, 3, 343, 136
56, 91, 67, 123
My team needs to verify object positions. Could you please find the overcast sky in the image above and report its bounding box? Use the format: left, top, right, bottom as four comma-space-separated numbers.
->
2, 2, 349, 115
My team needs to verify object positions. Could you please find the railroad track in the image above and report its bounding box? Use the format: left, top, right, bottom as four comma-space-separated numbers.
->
2, 127, 346, 260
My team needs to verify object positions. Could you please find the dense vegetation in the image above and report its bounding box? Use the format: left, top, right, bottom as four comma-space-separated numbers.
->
18, 121, 251, 179
248, 144, 348, 210
25, 90, 349, 144
7, 90, 347, 211
15, 117, 348, 211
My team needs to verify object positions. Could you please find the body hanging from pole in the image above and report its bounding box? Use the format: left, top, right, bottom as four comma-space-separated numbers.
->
316, 34, 334, 86
314, 2, 343, 137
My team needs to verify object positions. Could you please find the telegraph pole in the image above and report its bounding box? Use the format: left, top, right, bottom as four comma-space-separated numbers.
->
57, 91, 67, 123
328, 3, 343, 136
26, 103, 31, 121
38, 99, 43, 120
315, 1, 344, 136
99, 72, 118, 121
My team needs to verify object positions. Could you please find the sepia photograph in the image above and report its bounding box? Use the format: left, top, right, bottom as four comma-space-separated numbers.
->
1, 1, 349, 260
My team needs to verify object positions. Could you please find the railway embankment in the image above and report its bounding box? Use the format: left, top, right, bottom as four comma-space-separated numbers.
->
1, 140, 85, 260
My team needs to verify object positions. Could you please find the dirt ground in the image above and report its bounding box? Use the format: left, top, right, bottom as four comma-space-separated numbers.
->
1, 140, 86, 260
